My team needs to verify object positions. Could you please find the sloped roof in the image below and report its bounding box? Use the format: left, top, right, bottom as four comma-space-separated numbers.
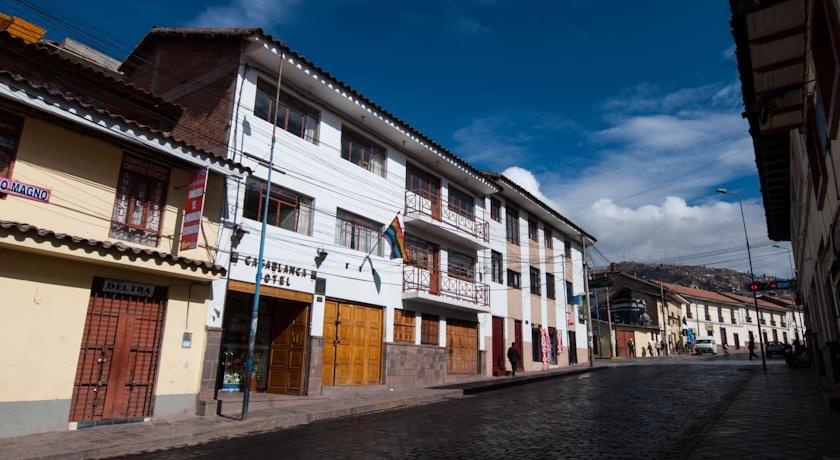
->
658, 281, 744, 306
719, 292, 789, 311
122, 27, 497, 191
0, 220, 225, 275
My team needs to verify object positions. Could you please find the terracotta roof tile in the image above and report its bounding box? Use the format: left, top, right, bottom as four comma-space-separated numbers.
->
0, 220, 225, 275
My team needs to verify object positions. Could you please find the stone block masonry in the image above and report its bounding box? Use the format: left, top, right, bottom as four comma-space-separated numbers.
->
384, 342, 446, 389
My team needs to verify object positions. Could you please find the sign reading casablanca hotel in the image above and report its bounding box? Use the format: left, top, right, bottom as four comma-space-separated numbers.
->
231, 252, 315, 288
0, 177, 50, 203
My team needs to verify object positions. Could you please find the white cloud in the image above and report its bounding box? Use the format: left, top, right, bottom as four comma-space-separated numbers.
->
500, 166, 555, 206
578, 197, 790, 277
455, 18, 492, 36
722, 43, 736, 62
189, 0, 301, 27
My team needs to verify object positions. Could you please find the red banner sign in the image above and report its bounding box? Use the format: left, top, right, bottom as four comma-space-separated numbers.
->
179, 168, 208, 251
0, 177, 50, 203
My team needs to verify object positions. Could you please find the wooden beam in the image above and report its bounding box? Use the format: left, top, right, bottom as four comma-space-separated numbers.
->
228, 280, 314, 303
749, 25, 805, 45
753, 56, 804, 73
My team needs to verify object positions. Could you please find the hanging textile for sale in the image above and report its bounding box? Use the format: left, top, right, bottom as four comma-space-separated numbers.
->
541, 328, 550, 369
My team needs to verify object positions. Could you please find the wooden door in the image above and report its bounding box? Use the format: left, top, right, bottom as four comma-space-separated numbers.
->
492, 316, 505, 376
406, 236, 439, 295
616, 330, 634, 358
69, 278, 166, 422
406, 164, 441, 220
514, 320, 524, 371
267, 303, 308, 395
430, 249, 440, 295
323, 301, 382, 386
446, 319, 478, 375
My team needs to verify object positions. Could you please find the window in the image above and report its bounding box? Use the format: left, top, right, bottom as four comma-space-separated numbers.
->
565, 281, 574, 302
811, 0, 840, 135
507, 269, 521, 289
243, 177, 313, 235
491, 251, 503, 283
718, 307, 724, 323
447, 187, 474, 219
546, 273, 555, 299
406, 235, 436, 269
341, 128, 386, 177
544, 228, 553, 249
704, 305, 711, 321
529, 266, 540, 295
448, 251, 475, 281
730, 309, 736, 324
528, 218, 538, 241
490, 198, 501, 222
687, 306, 693, 319
720, 327, 728, 345
110, 154, 170, 246
254, 79, 319, 142
335, 209, 382, 256
421, 314, 439, 345
564, 240, 572, 259
0, 109, 23, 178
506, 207, 520, 245
393, 309, 415, 343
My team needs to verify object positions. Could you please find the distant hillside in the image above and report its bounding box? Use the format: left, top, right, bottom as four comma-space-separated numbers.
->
610, 261, 794, 298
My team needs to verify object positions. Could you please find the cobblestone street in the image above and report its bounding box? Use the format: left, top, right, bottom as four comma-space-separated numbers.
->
120, 364, 819, 460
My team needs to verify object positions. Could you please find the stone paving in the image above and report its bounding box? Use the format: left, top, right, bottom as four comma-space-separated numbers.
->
120, 365, 753, 459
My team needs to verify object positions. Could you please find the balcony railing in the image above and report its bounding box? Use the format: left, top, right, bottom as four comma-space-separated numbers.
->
405, 190, 489, 242
760, 319, 767, 325
770, 320, 777, 326
705, 314, 711, 321
781, 321, 787, 327
403, 264, 489, 307
746, 317, 753, 323
718, 316, 724, 323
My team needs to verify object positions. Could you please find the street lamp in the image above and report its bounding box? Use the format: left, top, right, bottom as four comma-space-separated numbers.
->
772, 244, 796, 279
717, 188, 767, 371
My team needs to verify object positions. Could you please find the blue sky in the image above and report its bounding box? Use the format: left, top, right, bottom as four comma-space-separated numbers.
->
4, 0, 795, 276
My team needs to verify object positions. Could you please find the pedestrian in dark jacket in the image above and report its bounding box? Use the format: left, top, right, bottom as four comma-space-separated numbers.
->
507, 343, 521, 376
748, 339, 758, 360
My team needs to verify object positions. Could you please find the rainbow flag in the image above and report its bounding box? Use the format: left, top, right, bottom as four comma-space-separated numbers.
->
383, 216, 407, 260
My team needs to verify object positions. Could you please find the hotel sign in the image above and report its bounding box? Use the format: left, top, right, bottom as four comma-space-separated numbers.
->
0, 177, 50, 203
232, 252, 315, 288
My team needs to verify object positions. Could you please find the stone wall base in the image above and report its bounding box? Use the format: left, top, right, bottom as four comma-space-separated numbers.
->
384, 342, 446, 389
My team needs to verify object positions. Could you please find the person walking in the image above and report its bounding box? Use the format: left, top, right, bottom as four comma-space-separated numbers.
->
647, 342, 654, 358
655, 341, 662, 357
507, 342, 521, 376
628, 339, 636, 358
748, 338, 758, 360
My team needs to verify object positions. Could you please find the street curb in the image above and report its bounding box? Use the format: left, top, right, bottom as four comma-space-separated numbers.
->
432, 366, 610, 395
29, 390, 463, 460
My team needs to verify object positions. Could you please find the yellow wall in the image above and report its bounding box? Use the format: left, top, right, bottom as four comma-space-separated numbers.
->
0, 247, 208, 404
1, 115, 222, 265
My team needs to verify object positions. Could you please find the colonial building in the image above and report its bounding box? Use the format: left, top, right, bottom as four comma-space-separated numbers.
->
117, 27, 595, 411
0, 26, 248, 438
730, 0, 840, 398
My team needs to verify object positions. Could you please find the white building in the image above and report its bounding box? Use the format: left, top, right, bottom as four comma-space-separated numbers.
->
120, 28, 594, 408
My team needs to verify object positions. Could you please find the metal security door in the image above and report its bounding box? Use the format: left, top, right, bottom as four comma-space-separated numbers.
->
69, 278, 166, 422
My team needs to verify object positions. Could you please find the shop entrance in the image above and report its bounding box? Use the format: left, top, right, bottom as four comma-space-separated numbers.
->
69, 277, 167, 422
322, 300, 383, 386
219, 285, 311, 396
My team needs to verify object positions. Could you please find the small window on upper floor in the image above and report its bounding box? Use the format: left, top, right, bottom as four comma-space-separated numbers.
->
490, 198, 501, 222
507, 269, 521, 289
491, 250, 503, 283
448, 250, 475, 281
0, 109, 23, 179
528, 218, 538, 242
110, 154, 170, 247
529, 266, 541, 295
254, 79, 319, 143
448, 187, 474, 220
546, 273, 555, 299
341, 128, 386, 178
544, 227, 553, 249
243, 177, 314, 236
506, 206, 520, 245
335, 209, 383, 256
564, 240, 572, 260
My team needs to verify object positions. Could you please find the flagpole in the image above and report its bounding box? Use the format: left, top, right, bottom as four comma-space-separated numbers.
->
359, 211, 400, 271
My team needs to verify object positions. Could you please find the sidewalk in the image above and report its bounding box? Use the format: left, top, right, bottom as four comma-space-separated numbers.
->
687, 365, 840, 459
0, 365, 602, 459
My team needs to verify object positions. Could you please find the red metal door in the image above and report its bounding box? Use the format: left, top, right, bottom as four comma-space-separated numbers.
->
492, 316, 505, 376
69, 278, 167, 422
514, 320, 524, 371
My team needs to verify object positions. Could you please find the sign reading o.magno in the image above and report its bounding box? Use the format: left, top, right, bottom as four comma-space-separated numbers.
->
0, 177, 50, 203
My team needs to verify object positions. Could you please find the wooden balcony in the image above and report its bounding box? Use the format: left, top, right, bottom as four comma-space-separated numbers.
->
402, 264, 489, 312
404, 190, 490, 249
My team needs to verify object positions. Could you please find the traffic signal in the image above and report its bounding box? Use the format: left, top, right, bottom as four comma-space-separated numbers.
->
747, 280, 796, 292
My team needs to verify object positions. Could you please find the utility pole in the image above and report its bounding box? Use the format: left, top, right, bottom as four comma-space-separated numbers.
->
242, 57, 285, 420
605, 285, 614, 358
582, 236, 594, 368
593, 286, 602, 358
660, 281, 669, 357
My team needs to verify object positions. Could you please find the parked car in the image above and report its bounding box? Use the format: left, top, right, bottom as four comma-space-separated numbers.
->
695, 338, 717, 355
765, 341, 784, 358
